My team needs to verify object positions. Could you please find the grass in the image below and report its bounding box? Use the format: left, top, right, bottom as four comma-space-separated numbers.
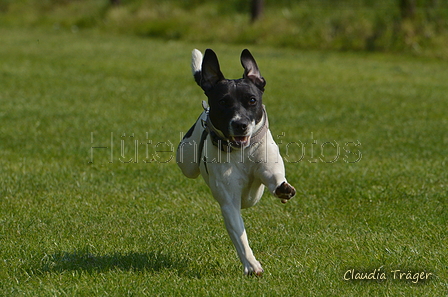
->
0, 27, 447, 296
1, 0, 448, 58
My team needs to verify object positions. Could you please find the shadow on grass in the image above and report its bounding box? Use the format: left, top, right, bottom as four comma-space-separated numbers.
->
38, 248, 192, 276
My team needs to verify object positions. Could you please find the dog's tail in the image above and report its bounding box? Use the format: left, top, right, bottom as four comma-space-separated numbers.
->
191, 49, 203, 86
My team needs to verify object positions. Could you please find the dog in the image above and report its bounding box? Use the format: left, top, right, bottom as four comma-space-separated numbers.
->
176, 48, 296, 275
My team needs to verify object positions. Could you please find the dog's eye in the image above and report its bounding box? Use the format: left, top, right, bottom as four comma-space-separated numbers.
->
219, 99, 227, 106
249, 98, 257, 105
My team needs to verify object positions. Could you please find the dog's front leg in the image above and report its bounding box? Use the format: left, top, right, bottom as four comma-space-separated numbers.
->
257, 132, 296, 203
219, 202, 263, 276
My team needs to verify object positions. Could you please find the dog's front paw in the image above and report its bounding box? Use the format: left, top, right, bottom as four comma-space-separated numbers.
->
244, 261, 264, 276
275, 182, 296, 204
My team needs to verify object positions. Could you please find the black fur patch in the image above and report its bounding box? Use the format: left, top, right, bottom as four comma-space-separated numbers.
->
183, 122, 196, 139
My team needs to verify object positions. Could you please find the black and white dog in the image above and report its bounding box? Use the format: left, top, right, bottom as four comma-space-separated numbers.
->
176, 49, 296, 275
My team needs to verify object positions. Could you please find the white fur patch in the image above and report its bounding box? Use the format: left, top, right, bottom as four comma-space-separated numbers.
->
191, 49, 203, 75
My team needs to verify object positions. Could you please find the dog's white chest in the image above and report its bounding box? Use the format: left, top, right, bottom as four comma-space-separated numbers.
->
200, 136, 272, 208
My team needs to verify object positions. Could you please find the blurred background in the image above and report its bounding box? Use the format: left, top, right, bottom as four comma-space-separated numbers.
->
1, 0, 447, 58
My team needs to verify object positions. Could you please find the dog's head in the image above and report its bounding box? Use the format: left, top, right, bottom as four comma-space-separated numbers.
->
194, 49, 266, 148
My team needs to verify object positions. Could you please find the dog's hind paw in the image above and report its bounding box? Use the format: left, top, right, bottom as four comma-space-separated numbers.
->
275, 182, 296, 203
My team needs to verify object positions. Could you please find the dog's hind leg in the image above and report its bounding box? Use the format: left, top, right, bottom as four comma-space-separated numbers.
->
176, 112, 207, 179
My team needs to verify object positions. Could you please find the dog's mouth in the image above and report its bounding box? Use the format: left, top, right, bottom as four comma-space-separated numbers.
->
230, 136, 251, 147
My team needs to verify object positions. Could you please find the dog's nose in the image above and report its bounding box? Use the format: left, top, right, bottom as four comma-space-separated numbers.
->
234, 122, 247, 130
232, 121, 249, 134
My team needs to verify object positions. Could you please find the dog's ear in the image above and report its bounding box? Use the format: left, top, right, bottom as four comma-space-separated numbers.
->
241, 49, 266, 91
201, 49, 225, 91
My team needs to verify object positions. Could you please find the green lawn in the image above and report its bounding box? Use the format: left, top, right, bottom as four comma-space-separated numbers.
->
0, 28, 447, 296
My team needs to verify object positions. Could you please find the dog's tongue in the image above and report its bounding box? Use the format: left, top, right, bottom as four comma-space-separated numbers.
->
231, 136, 250, 146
